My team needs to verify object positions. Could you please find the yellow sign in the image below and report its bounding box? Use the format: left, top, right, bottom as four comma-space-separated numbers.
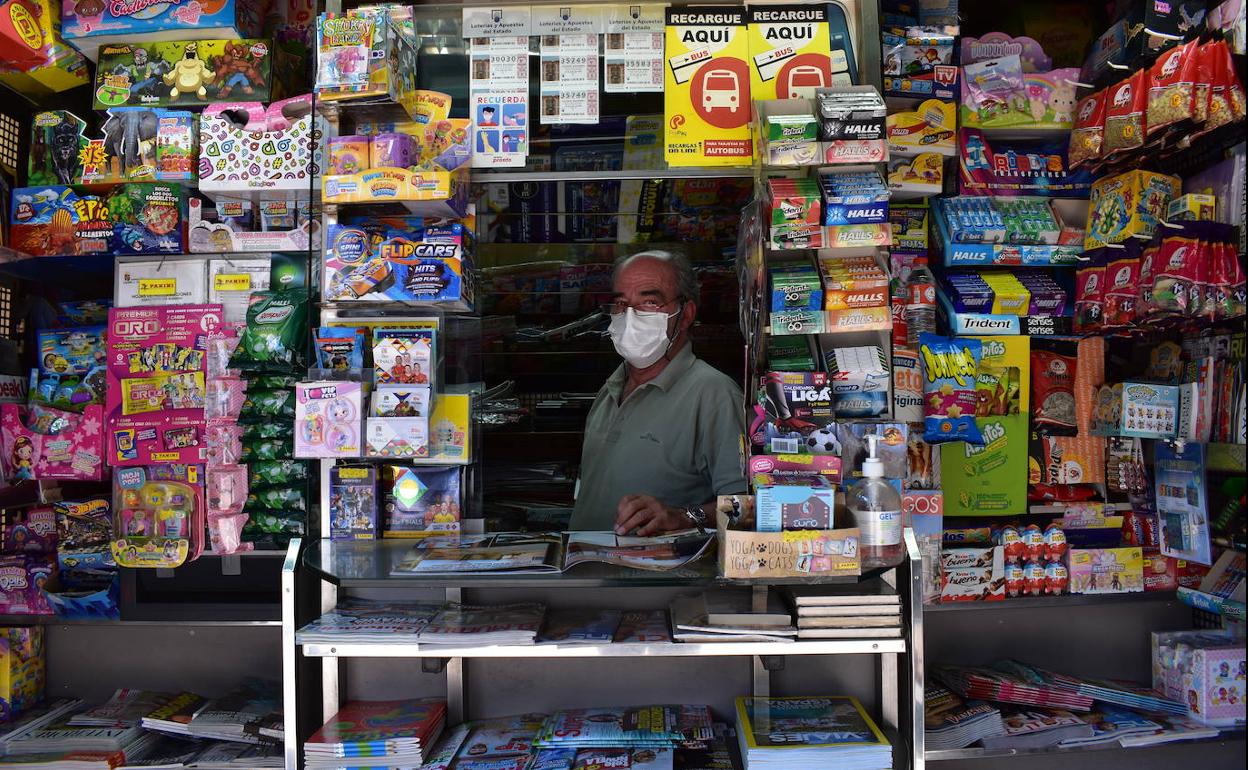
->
137, 278, 177, 297
664, 6, 754, 167
213, 273, 252, 292
9, 3, 42, 50
747, 5, 834, 101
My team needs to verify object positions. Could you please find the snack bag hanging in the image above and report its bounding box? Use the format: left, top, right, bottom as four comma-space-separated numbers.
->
918, 333, 984, 445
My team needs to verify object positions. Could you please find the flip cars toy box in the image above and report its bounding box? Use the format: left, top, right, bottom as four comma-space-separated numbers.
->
323, 221, 475, 309
9, 184, 184, 257
62, 0, 266, 61
93, 39, 272, 110
198, 95, 321, 199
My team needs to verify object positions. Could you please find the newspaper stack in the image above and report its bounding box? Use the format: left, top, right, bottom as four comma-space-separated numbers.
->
670, 592, 796, 643
304, 699, 445, 769
923, 685, 1006, 751
69, 690, 175, 727
735, 696, 892, 769
0, 703, 144, 754
783, 582, 903, 639
534, 705, 715, 749
417, 603, 545, 645
142, 692, 209, 736
296, 598, 445, 645
933, 663, 1094, 711
185, 680, 281, 744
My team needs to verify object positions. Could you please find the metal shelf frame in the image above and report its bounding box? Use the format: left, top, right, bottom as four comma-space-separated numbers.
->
280, 530, 927, 770
925, 729, 1247, 762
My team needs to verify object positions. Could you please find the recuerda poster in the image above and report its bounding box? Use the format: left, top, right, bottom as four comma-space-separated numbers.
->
664, 5, 754, 166
746, 4, 835, 101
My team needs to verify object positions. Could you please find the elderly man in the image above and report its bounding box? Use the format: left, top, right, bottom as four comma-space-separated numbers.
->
569, 251, 748, 534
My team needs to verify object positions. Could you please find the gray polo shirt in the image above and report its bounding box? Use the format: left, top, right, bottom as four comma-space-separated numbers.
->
569, 345, 748, 531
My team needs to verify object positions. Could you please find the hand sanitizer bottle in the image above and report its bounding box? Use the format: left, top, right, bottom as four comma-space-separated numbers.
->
847, 434, 904, 570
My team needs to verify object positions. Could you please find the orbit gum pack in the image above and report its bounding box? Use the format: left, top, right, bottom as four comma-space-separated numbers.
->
323, 221, 475, 310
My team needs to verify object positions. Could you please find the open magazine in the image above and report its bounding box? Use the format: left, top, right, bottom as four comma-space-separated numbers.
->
390, 531, 714, 575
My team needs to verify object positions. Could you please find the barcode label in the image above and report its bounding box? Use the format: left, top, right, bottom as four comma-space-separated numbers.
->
770, 437, 801, 454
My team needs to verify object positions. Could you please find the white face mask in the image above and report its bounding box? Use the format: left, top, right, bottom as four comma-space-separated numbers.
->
608, 306, 681, 369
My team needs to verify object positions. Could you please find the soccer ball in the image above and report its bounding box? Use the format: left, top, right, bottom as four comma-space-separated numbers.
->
805, 426, 841, 455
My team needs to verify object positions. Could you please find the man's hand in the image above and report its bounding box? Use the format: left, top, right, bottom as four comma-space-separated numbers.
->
614, 494, 687, 536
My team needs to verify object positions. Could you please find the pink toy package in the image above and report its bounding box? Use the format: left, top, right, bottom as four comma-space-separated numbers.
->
295, 381, 362, 458
106, 305, 222, 466
0, 404, 106, 481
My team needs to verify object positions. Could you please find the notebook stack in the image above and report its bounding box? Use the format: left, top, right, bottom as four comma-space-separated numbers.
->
735, 696, 892, 769
923, 685, 1006, 750
670, 592, 796, 643
783, 582, 903, 639
304, 699, 446, 769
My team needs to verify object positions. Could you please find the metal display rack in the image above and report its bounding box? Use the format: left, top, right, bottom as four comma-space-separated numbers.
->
280, 529, 927, 770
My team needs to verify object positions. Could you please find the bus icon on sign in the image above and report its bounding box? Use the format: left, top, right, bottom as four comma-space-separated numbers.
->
785, 65, 826, 99
703, 69, 741, 113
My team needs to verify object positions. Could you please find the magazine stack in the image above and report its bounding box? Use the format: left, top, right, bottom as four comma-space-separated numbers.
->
923, 686, 1006, 750
417, 603, 545, 645
533, 705, 716, 751
734, 696, 892, 770
295, 599, 445, 644
783, 584, 903, 640
304, 699, 446, 769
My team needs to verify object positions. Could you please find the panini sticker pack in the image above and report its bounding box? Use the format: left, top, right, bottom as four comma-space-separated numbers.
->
105, 305, 222, 466
664, 6, 754, 166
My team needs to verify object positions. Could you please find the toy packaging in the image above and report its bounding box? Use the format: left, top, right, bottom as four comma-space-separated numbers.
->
79, 107, 196, 184
187, 197, 319, 254
1085, 170, 1182, 249
1092, 382, 1180, 439
1, 404, 106, 481
110, 464, 205, 568
959, 130, 1094, 198
115, 258, 208, 308
2, 506, 57, 553
0, 0, 91, 97
1069, 547, 1145, 594
105, 305, 220, 466
93, 39, 273, 110
748, 453, 843, 485
382, 465, 462, 536
0, 626, 44, 721
323, 222, 475, 309
198, 95, 322, 199
663, 6, 754, 167
316, 6, 421, 118
886, 99, 956, 157
426, 393, 471, 464
329, 465, 377, 540
294, 381, 362, 459
61, 0, 266, 61
37, 326, 105, 376
10, 184, 184, 257
882, 26, 958, 100
27, 111, 87, 186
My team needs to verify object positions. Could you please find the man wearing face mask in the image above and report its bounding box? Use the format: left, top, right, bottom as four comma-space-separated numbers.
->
569, 251, 747, 535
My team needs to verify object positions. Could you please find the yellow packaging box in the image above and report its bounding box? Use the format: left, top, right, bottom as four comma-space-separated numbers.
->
1084, 169, 1181, 249
664, 6, 754, 166
747, 5, 835, 101
981, 273, 1031, 316
886, 99, 957, 157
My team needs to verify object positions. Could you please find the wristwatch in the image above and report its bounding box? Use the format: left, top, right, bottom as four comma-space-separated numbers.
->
683, 505, 710, 532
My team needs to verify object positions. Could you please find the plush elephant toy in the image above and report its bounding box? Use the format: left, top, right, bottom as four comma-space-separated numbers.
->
102, 109, 159, 179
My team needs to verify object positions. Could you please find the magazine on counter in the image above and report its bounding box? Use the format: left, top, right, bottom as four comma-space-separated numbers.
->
539, 609, 624, 644
735, 695, 891, 749
979, 707, 1091, 749
613, 610, 672, 643
1056, 706, 1161, 747
390, 531, 714, 575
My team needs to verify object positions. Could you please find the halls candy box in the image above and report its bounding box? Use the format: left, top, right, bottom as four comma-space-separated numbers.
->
93, 39, 272, 110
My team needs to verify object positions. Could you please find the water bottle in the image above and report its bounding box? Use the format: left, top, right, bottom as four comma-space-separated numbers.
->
905, 257, 936, 347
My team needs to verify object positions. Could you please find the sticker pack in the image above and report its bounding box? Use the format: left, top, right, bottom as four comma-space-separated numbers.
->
105, 305, 221, 466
